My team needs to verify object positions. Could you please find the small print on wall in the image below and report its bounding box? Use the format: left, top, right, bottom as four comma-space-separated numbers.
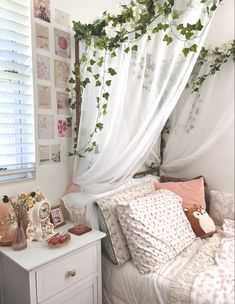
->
57, 119, 72, 137
36, 54, 50, 80
57, 91, 69, 114
54, 60, 70, 89
55, 9, 70, 27
39, 145, 50, 163
39, 144, 61, 164
38, 114, 54, 139
54, 28, 71, 58
34, 0, 50, 23
51, 144, 61, 163
35, 23, 49, 51
37, 85, 51, 109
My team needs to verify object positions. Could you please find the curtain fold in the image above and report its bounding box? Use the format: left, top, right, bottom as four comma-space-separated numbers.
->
161, 59, 234, 174
73, 1, 216, 194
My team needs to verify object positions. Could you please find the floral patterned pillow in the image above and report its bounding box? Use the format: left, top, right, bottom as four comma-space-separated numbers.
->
117, 189, 196, 274
209, 190, 234, 226
95, 178, 157, 265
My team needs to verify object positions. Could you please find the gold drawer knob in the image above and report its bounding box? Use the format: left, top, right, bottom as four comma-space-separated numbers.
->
67, 269, 76, 277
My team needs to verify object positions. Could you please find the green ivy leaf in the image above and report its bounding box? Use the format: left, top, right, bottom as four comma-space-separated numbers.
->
97, 57, 104, 67
210, 3, 217, 11
108, 67, 117, 76
152, 27, 159, 33
190, 44, 197, 52
163, 34, 173, 45
68, 77, 75, 84
94, 74, 100, 80
124, 47, 130, 53
183, 47, 190, 57
81, 55, 87, 62
172, 10, 179, 19
87, 66, 92, 73
90, 59, 96, 65
103, 92, 110, 100
195, 19, 203, 31
132, 45, 138, 51
111, 52, 117, 57
106, 80, 112, 86
96, 80, 102, 86
96, 123, 104, 131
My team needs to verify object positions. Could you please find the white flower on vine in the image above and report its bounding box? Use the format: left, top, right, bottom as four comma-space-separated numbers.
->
105, 21, 123, 38
126, 20, 136, 32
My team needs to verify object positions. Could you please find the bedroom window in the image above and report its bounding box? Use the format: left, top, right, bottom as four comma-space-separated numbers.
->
0, 0, 35, 183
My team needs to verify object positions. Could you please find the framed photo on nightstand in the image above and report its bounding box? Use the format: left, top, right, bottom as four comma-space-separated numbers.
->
50, 205, 66, 228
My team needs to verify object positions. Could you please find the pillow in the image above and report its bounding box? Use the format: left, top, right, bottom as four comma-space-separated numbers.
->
95, 177, 158, 265
117, 189, 196, 275
209, 190, 234, 226
160, 175, 207, 186
184, 206, 216, 237
154, 177, 206, 208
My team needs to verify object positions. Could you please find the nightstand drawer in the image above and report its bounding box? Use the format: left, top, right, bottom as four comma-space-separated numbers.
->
36, 242, 98, 303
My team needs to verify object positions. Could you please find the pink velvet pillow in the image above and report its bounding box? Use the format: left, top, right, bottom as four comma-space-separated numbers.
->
154, 177, 206, 208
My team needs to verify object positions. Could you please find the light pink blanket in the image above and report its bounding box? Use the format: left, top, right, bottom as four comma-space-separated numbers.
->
191, 219, 235, 304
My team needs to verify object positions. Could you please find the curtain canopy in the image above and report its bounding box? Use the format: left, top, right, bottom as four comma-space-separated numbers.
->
161, 58, 234, 174
73, 1, 216, 194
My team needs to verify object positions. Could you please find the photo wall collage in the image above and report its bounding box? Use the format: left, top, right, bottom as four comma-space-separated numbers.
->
33, 0, 72, 165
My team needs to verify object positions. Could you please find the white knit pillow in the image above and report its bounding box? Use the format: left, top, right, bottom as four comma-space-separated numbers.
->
209, 190, 234, 226
117, 189, 196, 275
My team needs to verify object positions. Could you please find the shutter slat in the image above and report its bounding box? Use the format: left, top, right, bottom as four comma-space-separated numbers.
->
0, 8, 29, 24
0, 17, 29, 35
1, 0, 29, 16
0, 81, 31, 92
0, 70, 30, 82
0, 50, 30, 64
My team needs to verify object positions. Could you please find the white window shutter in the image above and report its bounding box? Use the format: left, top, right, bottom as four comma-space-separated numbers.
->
0, 0, 35, 183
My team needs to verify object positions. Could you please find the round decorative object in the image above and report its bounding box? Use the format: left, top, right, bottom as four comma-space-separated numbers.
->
39, 201, 50, 220
0, 202, 17, 246
58, 36, 68, 50
26, 199, 55, 242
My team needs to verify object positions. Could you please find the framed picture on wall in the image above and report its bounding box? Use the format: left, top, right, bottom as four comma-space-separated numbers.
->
34, 0, 51, 23
54, 28, 71, 58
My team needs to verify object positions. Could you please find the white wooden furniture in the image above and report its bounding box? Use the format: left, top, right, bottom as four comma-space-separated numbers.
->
0, 223, 105, 304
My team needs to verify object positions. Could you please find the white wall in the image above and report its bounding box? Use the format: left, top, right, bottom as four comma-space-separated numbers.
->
0, 0, 119, 205
169, 0, 234, 193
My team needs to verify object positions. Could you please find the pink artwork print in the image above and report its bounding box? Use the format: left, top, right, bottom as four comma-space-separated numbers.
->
36, 54, 50, 80
57, 119, 72, 137
54, 28, 71, 58
56, 91, 69, 114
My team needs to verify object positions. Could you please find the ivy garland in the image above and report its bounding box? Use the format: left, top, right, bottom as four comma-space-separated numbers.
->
67, 0, 224, 157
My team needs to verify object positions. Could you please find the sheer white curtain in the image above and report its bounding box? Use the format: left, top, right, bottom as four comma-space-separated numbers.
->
161, 59, 234, 174
73, 2, 215, 194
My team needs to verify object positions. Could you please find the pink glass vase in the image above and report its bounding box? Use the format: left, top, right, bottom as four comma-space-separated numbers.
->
12, 219, 27, 251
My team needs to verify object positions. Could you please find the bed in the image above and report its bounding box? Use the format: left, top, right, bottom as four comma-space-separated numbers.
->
94, 176, 234, 304
102, 232, 224, 304
62, 174, 234, 303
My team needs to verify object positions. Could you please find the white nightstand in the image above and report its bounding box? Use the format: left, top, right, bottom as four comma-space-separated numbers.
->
0, 223, 105, 304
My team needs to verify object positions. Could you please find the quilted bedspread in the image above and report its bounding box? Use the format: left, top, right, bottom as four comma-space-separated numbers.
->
190, 219, 235, 304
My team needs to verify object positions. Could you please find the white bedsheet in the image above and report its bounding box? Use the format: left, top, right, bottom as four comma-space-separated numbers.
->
102, 237, 208, 304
